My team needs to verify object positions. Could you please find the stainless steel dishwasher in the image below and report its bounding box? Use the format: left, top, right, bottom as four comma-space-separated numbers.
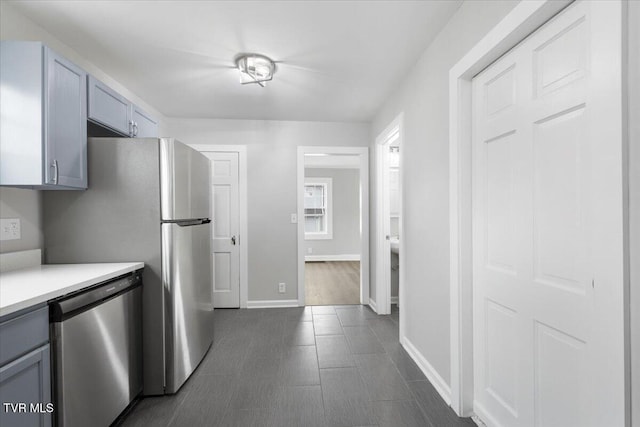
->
49, 271, 143, 427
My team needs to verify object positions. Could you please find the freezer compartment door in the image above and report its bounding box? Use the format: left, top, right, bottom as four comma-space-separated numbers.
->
161, 221, 213, 393
159, 138, 210, 221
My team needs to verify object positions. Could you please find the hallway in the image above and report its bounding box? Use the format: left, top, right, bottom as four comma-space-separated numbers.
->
120, 305, 474, 427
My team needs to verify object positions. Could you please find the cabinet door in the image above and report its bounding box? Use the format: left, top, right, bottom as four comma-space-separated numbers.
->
45, 48, 87, 189
131, 104, 159, 138
87, 76, 132, 137
0, 345, 52, 427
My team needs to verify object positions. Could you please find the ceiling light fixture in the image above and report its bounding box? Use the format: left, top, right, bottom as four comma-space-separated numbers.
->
235, 53, 276, 87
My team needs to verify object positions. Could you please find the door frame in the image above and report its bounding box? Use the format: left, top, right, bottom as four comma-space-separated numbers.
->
628, 1, 640, 424
448, 0, 632, 418
297, 146, 369, 307
190, 144, 249, 309
374, 114, 404, 317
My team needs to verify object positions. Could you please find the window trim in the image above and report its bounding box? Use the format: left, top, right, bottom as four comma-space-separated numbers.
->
304, 177, 333, 240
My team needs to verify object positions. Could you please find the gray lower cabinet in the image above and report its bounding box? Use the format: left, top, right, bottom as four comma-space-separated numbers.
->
0, 346, 52, 427
0, 41, 87, 189
88, 75, 159, 138
0, 307, 51, 427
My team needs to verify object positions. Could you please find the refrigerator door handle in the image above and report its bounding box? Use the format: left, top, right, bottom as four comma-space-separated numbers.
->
163, 219, 211, 227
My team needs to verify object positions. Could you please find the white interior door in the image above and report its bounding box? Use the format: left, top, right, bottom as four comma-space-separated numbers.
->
472, 1, 625, 426
208, 152, 240, 308
375, 123, 400, 316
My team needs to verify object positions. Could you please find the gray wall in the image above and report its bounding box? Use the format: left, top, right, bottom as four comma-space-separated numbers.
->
304, 168, 360, 257
0, 188, 42, 254
166, 118, 370, 302
370, 0, 518, 386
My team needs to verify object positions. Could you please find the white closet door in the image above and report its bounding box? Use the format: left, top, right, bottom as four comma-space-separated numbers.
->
208, 152, 240, 308
472, 1, 625, 426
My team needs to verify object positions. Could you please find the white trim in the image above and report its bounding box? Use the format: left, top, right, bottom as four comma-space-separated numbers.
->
297, 146, 369, 307
627, 1, 640, 424
305, 164, 360, 170
305, 254, 361, 262
374, 113, 404, 318
246, 299, 299, 309
449, 0, 629, 419
401, 336, 452, 405
188, 144, 249, 309
368, 298, 378, 314
390, 296, 398, 305
473, 403, 500, 427
0, 249, 41, 273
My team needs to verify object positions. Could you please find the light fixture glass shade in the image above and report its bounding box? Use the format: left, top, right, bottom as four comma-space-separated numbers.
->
236, 54, 276, 87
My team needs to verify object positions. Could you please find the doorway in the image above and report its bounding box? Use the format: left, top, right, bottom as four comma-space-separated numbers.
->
193, 145, 249, 309
304, 159, 361, 305
297, 146, 369, 307
374, 114, 403, 316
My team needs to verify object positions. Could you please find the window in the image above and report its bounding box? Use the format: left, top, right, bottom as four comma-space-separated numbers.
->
304, 177, 332, 239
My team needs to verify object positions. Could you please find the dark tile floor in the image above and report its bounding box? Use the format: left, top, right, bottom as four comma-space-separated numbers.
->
120, 305, 476, 427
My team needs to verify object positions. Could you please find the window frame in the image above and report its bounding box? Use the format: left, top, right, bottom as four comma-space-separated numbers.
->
304, 177, 333, 240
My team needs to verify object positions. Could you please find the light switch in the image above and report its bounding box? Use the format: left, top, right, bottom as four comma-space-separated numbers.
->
290, 214, 297, 224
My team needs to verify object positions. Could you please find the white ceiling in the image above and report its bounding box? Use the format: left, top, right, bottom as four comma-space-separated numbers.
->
8, 0, 463, 122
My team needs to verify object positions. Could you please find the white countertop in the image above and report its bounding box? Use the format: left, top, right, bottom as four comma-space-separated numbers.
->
0, 262, 144, 317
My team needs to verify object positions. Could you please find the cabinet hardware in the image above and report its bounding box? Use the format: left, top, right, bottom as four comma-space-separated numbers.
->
52, 160, 59, 184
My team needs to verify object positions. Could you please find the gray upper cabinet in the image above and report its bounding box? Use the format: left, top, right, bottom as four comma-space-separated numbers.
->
0, 41, 87, 190
131, 104, 159, 138
87, 76, 132, 136
88, 76, 159, 138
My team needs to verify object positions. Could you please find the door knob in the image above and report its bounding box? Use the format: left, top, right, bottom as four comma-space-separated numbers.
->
231, 235, 236, 245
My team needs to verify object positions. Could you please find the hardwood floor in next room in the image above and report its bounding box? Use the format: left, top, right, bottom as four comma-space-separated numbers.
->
305, 261, 360, 306
120, 305, 475, 427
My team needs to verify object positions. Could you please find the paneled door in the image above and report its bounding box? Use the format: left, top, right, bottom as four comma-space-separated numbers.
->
206, 152, 240, 308
472, 1, 625, 426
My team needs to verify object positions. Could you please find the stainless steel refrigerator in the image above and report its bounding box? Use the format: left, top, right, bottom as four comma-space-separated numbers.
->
43, 137, 213, 395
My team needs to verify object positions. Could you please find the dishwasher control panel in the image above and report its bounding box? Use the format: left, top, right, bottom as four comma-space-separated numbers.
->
49, 270, 142, 322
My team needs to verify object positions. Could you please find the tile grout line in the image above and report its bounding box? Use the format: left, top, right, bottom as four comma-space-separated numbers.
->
311, 312, 329, 425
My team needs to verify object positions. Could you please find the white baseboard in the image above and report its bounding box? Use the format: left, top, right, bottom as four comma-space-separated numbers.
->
0, 249, 41, 273
305, 254, 361, 262
401, 336, 452, 405
369, 298, 378, 313
246, 299, 299, 309
472, 402, 499, 427
390, 296, 399, 305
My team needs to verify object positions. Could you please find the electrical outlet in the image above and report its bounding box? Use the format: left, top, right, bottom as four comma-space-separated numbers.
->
0, 218, 21, 241
278, 282, 286, 293
290, 214, 297, 224
307, 247, 313, 254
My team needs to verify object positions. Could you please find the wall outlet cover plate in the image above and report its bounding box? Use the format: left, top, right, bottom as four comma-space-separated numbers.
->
0, 218, 21, 241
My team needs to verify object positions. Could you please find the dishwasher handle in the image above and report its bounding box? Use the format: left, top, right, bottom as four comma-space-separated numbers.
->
50, 271, 142, 322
